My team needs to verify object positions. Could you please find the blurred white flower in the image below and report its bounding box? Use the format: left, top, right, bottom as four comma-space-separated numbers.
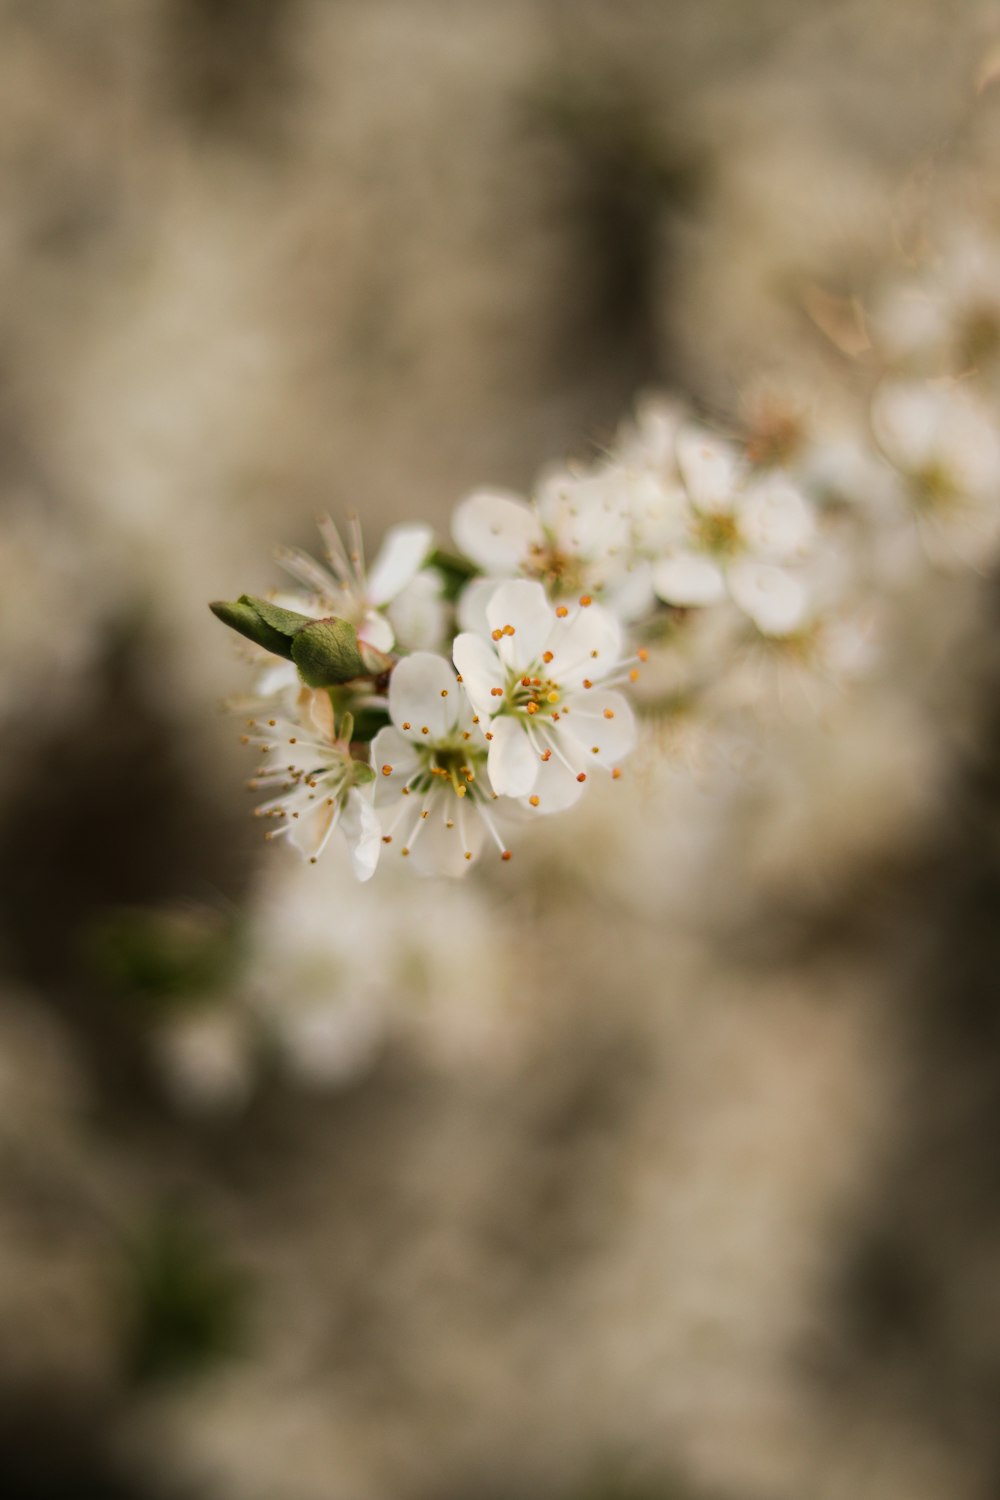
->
276, 514, 433, 652
870, 378, 1000, 569
652, 428, 818, 636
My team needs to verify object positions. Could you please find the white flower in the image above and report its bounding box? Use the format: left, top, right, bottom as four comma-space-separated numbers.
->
451, 464, 636, 612
453, 579, 637, 816
370, 652, 508, 875
652, 427, 817, 637
275, 513, 432, 652
243, 689, 381, 879
869, 227, 1000, 379
870, 378, 1000, 569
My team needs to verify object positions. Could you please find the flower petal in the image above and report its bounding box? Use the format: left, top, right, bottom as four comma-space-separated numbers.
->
388, 651, 460, 741
521, 753, 587, 814
453, 630, 505, 717
451, 489, 542, 573
652, 552, 727, 607
544, 600, 623, 686
727, 560, 808, 636
487, 715, 539, 797
358, 609, 395, 653
676, 427, 741, 513
371, 726, 422, 807
410, 793, 485, 878
559, 689, 636, 765
342, 789, 382, 882
736, 477, 815, 560
385, 569, 447, 652
485, 578, 553, 670
366, 524, 433, 606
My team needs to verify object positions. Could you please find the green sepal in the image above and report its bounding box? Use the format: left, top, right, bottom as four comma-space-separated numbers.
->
209, 598, 295, 660
351, 761, 376, 785
241, 594, 315, 638
291, 617, 366, 687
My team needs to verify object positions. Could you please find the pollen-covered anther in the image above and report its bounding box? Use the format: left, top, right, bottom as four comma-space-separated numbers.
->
629, 668, 640, 682
543, 651, 554, 664
576, 772, 587, 783
440, 689, 448, 697
541, 749, 552, 761
485, 731, 494, 740
421, 725, 430, 734
529, 795, 540, 807
491, 628, 503, 641
456, 784, 467, 797
421, 810, 429, 819
521, 675, 532, 687
590, 650, 599, 659
591, 746, 600, 755
402, 721, 411, 730
462, 731, 471, 740
612, 768, 622, 780
501, 850, 512, 861
401, 847, 410, 857
637, 648, 650, 662
267, 718, 276, 727
526, 702, 538, 715
288, 737, 297, 744
381, 764, 393, 775
490, 687, 503, 697
582, 678, 593, 689
465, 851, 473, 860
603, 708, 615, 719
579, 594, 593, 607
556, 606, 569, 618
382, 835, 393, 844
502, 624, 515, 636
446, 819, 455, 829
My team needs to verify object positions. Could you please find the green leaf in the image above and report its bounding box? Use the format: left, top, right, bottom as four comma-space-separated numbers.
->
291, 617, 366, 686
209, 599, 295, 659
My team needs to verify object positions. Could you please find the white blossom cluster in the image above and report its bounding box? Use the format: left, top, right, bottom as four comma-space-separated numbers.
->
217, 214, 1000, 881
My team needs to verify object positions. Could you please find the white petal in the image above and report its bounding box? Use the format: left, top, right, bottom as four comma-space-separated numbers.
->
485, 578, 553, 670
342, 790, 382, 882
388, 652, 460, 741
287, 798, 340, 861
545, 601, 623, 686
676, 427, 741, 513
521, 753, 587, 814
451, 489, 542, 573
385, 569, 447, 652
736, 477, 815, 560
410, 793, 485, 878
357, 609, 395, 653
727, 560, 808, 636
371, 726, 421, 807
652, 553, 727, 607
366, 524, 433, 606
453, 631, 505, 717
487, 715, 539, 798
870, 381, 940, 471
560, 690, 636, 765
456, 576, 499, 636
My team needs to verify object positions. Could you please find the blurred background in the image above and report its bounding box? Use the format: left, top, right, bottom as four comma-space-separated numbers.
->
3, 2, 1000, 1497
